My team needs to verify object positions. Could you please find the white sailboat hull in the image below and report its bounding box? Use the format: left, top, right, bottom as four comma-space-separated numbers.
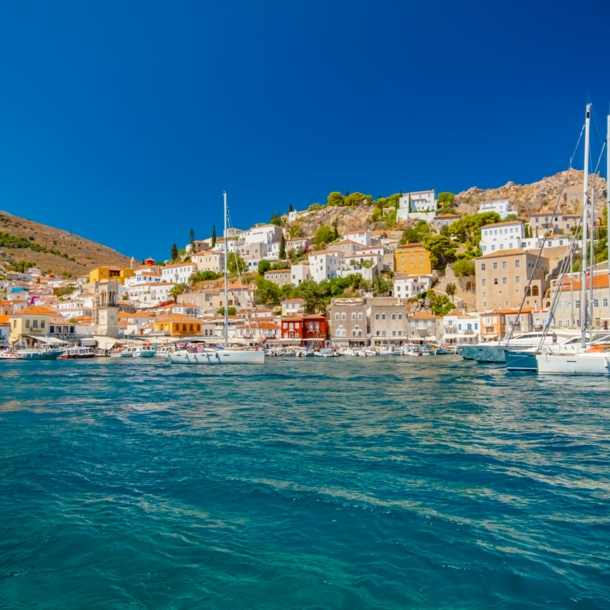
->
536, 353, 610, 376
168, 350, 265, 365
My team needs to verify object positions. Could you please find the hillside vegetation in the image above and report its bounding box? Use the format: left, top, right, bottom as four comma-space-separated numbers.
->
0, 211, 132, 276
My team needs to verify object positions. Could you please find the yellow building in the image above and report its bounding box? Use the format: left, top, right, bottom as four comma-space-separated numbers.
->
89, 267, 135, 285
8, 305, 57, 346
394, 243, 432, 274
154, 314, 202, 337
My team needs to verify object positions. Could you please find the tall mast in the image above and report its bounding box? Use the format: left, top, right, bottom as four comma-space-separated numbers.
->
581, 103, 591, 347
223, 191, 229, 347
590, 185, 595, 326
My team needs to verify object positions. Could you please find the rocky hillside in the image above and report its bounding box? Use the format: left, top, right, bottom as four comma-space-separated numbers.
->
0, 211, 132, 276
284, 169, 607, 238
454, 169, 607, 218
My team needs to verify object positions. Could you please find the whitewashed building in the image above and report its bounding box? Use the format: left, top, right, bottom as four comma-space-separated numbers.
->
478, 199, 511, 219
162, 262, 197, 285
397, 190, 438, 222
479, 221, 525, 254
308, 250, 345, 282
393, 274, 433, 299
291, 262, 311, 285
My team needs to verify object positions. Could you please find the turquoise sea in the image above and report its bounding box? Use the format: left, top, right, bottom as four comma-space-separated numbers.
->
1, 356, 609, 609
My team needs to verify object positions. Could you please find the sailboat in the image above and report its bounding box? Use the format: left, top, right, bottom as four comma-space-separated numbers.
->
169, 193, 265, 365
536, 104, 610, 375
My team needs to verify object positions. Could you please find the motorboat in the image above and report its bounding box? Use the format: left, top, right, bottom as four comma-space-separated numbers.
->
155, 346, 174, 357
313, 348, 337, 357
122, 345, 156, 358
363, 348, 377, 357
401, 345, 421, 356
15, 347, 62, 360
59, 347, 97, 359
379, 345, 401, 356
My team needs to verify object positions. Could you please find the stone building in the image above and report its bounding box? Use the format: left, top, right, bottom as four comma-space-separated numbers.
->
368, 297, 408, 344
475, 249, 553, 312
327, 298, 367, 346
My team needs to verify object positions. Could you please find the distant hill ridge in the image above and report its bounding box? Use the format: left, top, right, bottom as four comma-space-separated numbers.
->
0, 210, 132, 276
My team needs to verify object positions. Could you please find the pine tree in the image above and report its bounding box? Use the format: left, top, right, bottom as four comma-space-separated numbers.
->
279, 234, 286, 259
211, 225, 216, 248
171, 243, 178, 261
288, 204, 293, 213
189, 228, 195, 244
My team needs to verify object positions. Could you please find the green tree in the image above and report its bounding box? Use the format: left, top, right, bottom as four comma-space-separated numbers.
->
171, 243, 178, 261
258, 259, 272, 275
451, 258, 476, 277
298, 280, 325, 314
331, 218, 340, 240
438, 192, 455, 208
255, 277, 281, 306
211, 225, 217, 248
449, 212, 501, 244
446, 283, 457, 302
217, 306, 237, 316
423, 234, 457, 270
430, 294, 456, 316
344, 192, 373, 207
270, 210, 282, 226
190, 271, 219, 283
227, 252, 248, 275
327, 192, 344, 207
189, 228, 195, 246
313, 225, 334, 248
169, 283, 187, 301
288, 204, 293, 213
289, 225, 304, 238
279, 233, 286, 259
373, 276, 393, 296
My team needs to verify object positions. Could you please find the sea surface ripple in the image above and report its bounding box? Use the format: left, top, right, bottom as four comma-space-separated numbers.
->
1, 356, 609, 609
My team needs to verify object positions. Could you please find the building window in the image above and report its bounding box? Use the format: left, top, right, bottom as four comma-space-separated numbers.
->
515, 276, 520, 283
515, 260, 520, 268
502, 277, 507, 284
481, 264, 486, 271
481, 279, 486, 286
494, 278, 498, 285
32, 320, 38, 329
375, 313, 379, 320
381, 314, 386, 320
341, 313, 346, 320
335, 313, 339, 320
358, 312, 363, 320
493, 262, 498, 270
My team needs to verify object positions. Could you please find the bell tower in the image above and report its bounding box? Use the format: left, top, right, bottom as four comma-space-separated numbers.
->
93, 279, 120, 337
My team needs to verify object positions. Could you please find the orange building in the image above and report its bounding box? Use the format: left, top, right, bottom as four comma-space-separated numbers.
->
154, 314, 202, 337
394, 243, 432, 274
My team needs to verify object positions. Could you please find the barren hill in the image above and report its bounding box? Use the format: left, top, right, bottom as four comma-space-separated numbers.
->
0, 211, 132, 277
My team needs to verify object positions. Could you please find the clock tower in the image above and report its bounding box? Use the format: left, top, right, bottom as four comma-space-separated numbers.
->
92, 279, 120, 337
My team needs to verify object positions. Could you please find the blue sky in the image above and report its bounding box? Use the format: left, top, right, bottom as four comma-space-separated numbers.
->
0, 0, 609, 260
